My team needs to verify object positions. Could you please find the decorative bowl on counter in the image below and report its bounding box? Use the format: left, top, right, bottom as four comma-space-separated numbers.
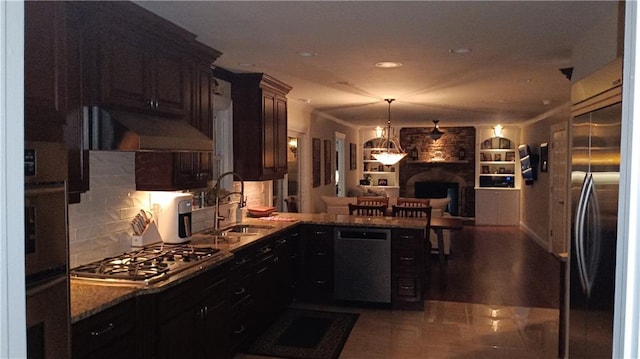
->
246, 206, 276, 217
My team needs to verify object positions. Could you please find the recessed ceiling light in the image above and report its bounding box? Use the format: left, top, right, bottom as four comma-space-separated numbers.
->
375, 61, 403, 68
542, 99, 551, 105
448, 48, 472, 54
297, 51, 318, 57
298, 98, 312, 103
238, 63, 256, 67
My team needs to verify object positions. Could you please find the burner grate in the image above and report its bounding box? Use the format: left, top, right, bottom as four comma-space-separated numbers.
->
70, 244, 221, 284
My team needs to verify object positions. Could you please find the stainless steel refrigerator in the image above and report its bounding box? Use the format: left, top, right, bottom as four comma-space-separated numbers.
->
565, 58, 622, 358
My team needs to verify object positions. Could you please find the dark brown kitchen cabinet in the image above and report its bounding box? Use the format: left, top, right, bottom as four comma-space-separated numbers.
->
297, 225, 334, 302
275, 230, 300, 309
25, 1, 89, 203
135, 50, 220, 191
24, 1, 66, 143
155, 268, 230, 359
72, 298, 137, 359
80, 2, 194, 117
232, 73, 292, 181
391, 228, 426, 310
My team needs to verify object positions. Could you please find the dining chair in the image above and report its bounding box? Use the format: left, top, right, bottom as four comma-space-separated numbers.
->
356, 196, 389, 207
348, 203, 387, 216
391, 205, 432, 219
396, 197, 430, 207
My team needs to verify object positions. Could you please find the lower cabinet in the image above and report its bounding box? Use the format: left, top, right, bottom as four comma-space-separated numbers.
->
475, 188, 520, 225
154, 269, 230, 359
297, 225, 334, 301
72, 298, 137, 359
391, 228, 426, 310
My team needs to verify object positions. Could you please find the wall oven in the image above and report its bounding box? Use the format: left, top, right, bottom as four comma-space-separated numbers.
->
25, 141, 70, 358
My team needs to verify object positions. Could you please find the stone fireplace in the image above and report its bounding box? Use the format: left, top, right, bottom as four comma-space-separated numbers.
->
399, 127, 476, 217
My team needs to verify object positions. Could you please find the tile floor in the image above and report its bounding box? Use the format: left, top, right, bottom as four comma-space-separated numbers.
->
236, 300, 559, 359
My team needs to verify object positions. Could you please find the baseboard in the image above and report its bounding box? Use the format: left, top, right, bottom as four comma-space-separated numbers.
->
520, 221, 550, 252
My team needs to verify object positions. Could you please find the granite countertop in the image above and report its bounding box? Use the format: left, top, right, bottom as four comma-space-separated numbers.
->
70, 212, 427, 323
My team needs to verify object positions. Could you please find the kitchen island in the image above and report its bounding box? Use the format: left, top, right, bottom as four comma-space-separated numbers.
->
70, 212, 429, 358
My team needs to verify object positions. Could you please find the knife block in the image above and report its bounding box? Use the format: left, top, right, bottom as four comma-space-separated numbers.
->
132, 221, 162, 247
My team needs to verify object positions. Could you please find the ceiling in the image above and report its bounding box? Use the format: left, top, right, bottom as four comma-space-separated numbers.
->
135, 1, 615, 128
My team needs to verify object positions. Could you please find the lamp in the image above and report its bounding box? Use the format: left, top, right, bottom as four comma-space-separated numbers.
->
288, 137, 298, 157
429, 120, 445, 141
493, 124, 504, 137
372, 99, 406, 165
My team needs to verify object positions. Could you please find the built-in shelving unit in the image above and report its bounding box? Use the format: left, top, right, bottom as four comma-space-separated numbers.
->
478, 137, 517, 188
475, 129, 520, 225
361, 140, 400, 196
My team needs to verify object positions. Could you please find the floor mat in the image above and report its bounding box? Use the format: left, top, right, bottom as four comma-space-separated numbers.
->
246, 308, 359, 359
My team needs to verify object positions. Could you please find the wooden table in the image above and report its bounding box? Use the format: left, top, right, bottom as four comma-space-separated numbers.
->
430, 217, 463, 264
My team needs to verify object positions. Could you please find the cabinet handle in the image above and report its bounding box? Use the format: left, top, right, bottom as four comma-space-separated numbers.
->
273, 256, 279, 263
256, 266, 269, 275
313, 251, 327, 256
399, 285, 415, 290
234, 325, 246, 334
399, 256, 415, 261
259, 247, 272, 255
315, 280, 327, 285
399, 235, 416, 239
148, 99, 154, 108
313, 231, 327, 236
234, 287, 246, 296
90, 323, 114, 336
290, 232, 300, 237
276, 238, 287, 245
235, 258, 248, 266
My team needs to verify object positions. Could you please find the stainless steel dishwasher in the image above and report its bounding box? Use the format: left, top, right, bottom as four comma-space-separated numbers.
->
334, 227, 391, 303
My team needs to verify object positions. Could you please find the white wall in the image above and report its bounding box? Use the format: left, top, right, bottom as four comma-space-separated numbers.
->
1, 1, 26, 357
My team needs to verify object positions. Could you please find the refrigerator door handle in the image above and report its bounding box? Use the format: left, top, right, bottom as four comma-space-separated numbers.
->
574, 172, 591, 297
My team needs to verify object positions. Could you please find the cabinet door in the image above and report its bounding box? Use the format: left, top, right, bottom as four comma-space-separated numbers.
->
475, 190, 499, 225
152, 44, 189, 116
99, 29, 151, 111
262, 90, 277, 177
24, 1, 66, 142
275, 94, 289, 175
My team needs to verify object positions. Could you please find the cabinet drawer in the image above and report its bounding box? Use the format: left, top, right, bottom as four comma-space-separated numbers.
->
395, 277, 419, 298
72, 299, 136, 358
394, 248, 421, 274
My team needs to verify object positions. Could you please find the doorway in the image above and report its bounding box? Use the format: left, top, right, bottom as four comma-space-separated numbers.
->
285, 135, 300, 212
335, 132, 346, 197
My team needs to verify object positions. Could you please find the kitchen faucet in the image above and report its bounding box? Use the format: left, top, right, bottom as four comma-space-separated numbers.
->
212, 171, 246, 231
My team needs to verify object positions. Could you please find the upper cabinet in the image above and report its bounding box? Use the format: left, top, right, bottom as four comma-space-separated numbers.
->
81, 2, 197, 117
232, 73, 292, 181
25, 1, 89, 203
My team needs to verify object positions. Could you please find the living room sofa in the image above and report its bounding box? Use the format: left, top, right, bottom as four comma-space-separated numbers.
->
320, 195, 453, 255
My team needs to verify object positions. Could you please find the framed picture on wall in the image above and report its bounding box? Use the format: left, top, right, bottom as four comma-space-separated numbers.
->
505, 151, 516, 162
499, 138, 511, 149
350, 143, 357, 170
378, 179, 388, 186
324, 139, 332, 185
312, 138, 321, 187
494, 153, 502, 161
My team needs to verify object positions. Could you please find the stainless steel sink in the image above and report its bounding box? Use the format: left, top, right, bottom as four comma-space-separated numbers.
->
224, 224, 274, 234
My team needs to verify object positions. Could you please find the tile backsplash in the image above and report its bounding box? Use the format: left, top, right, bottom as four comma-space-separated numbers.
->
68, 151, 269, 268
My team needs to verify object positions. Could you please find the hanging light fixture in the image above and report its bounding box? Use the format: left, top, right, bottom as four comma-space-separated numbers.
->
372, 99, 406, 166
429, 120, 445, 141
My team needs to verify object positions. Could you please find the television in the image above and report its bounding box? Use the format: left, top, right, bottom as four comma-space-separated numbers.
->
518, 144, 538, 185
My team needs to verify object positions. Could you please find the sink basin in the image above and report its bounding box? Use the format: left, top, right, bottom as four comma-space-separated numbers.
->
224, 224, 274, 234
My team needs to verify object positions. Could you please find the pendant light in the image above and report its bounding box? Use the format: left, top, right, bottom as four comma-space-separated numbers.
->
429, 120, 445, 141
372, 99, 406, 166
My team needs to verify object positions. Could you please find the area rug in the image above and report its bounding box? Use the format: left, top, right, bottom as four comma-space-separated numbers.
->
246, 308, 359, 359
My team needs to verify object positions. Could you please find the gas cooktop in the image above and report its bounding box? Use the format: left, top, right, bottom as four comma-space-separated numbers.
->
70, 244, 222, 286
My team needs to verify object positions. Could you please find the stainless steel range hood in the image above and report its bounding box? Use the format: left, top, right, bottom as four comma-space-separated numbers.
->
88, 106, 213, 152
